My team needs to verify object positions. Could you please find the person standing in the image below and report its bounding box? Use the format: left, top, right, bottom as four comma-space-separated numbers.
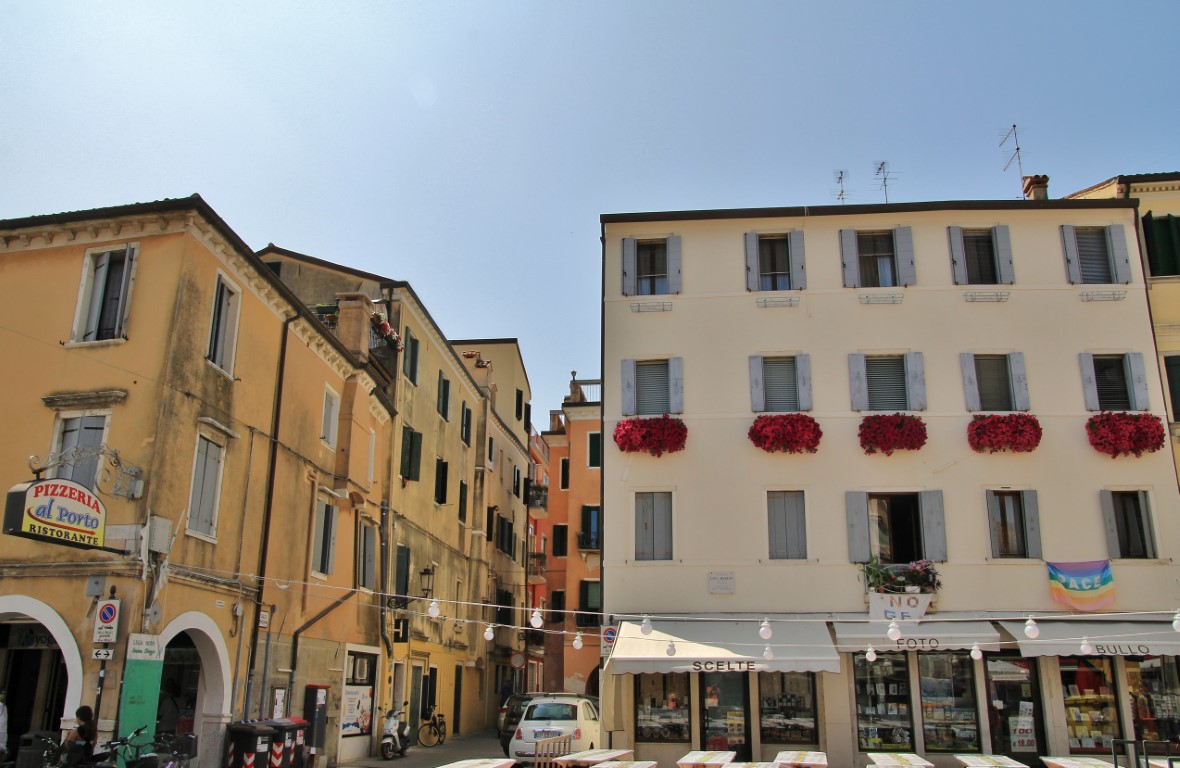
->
157, 679, 181, 736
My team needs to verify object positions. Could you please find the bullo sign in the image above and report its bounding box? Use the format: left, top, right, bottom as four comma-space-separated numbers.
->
4, 478, 107, 550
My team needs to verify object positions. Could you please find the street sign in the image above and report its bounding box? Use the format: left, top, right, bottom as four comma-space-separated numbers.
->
93, 599, 119, 643
602, 626, 617, 645
92, 648, 114, 661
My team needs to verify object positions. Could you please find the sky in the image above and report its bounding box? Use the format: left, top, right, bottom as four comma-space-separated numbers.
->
3, 1, 1178, 416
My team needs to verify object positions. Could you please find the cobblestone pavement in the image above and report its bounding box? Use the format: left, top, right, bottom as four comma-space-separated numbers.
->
338, 728, 508, 768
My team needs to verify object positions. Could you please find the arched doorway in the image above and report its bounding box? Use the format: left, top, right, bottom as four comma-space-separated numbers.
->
160, 632, 200, 734
157, 612, 232, 768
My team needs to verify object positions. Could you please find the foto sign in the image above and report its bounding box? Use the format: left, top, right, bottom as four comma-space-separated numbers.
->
4, 478, 107, 550
94, 600, 120, 643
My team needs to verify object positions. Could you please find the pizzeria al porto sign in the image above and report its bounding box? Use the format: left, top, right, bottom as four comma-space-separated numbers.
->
4, 478, 107, 550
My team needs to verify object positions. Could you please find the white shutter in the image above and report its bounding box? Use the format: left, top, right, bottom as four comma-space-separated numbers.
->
1079, 353, 1100, 411
1062, 226, 1082, 284
840, 229, 859, 287
789, 230, 807, 290
948, 227, 968, 285
1127, 352, 1150, 411
1108, 225, 1132, 284
919, 490, 947, 562
744, 233, 759, 291
849, 353, 868, 411
845, 492, 870, 563
1010, 352, 1030, 411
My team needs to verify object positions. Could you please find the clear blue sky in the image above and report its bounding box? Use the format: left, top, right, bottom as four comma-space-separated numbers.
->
3, 1, 1177, 415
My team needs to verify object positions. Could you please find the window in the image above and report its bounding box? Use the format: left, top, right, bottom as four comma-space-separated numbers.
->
849, 353, 926, 411
635, 674, 690, 743
321, 385, 340, 448
635, 491, 672, 561
549, 590, 565, 623
559, 457, 569, 489
745, 232, 806, 291
621, 236, 682, 296
1080, 353, 1149, 411
400, 426, 423, 481
961, 353, 1029, 411
458, 481, 468, 523
1059, 657, 1121, 753
437, 372, 450, 420
986, 490, 1041, 558
580, 506, 601, 550
516, 389, 524, 421
402, 327, 419, 384
460, 402, 472, 445
434, 458, 448, 504
1062, 225, 1131, 285
495, 514, 515, 557
577, 580, 602, 627
948, 226, 1014, 285
759, 672, 817, 744
207, 276, 241, 372
588, 432, 602, 467
621, 357, 684, 416
840, 227, 915, 288
853, 652, 912, 751
52, 414, 107, 489
1143, 211, 1180, 277
312, 501, 337, 574
768, 491, 806, 560
1126, 657, 1180, 743
73, 245, 136, 342
512, 465, 521, 497
552, 524, 568, 557
367, 429, 376, 484
1102, 490, 1155, 559
187, 435, 224, 537
846, 491, 946, 564
359, 523, 378, 590
488, 437, 495, 467
919, 653, 981, 752
750, 355, 812, 412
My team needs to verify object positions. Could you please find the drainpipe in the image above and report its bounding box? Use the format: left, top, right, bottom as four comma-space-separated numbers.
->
379, 501, 393, 655
288, 588, 358, 697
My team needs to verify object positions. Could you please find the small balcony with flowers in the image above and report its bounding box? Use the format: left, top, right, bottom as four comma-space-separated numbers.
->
527, 551, 547, 585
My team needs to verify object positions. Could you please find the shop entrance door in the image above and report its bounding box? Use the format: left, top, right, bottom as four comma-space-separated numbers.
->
699, 672, 750, 760
984, 655, 1045, 760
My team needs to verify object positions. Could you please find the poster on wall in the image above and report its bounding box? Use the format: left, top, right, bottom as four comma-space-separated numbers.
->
341, 685, 374, 736
1010, 715, 1037, 752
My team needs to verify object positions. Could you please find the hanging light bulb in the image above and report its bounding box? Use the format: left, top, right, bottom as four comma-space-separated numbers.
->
759, 619, 772, 641
1172, 612, 1180, 633
887, 621, 902, 641
763, 645, 773, 660
970, 642, 983, 661
641, 616, 653, 635
573, 632, 584, 650
1024, 618, 1040, 639
484, 624, 496, 641
865, 645, 877, 663
530, 608, 543, 628
427, 599, 440, 618
665, 641, 676, 656
1080, 636, 1093, 655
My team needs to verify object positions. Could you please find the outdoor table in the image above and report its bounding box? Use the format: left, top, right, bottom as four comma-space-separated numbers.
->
595, 762, 659, 768
865, 754, 935, 767
433, 761, 517, 768
678, 750, 737, 768
952, 756, 1030, 767
1039, 759, 1114, 768
554, 749, 636, 766
1146, 760, 1180, 768
773, 751, 827, 767
711, 763, 778, 768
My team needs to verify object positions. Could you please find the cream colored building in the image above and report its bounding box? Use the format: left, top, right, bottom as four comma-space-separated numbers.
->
600, 189, 1180, 766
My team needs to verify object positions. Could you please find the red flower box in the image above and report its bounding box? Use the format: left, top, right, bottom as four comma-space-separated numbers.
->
859, 413, 927, 455
1085, 411, 1166, 458
748, 413, 823, 454
613, 415, 687, 457
967, 413, 1043, 453
370, 311, 404, 351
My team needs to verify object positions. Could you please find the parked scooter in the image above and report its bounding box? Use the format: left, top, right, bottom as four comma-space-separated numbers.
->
379, 702, 410, 759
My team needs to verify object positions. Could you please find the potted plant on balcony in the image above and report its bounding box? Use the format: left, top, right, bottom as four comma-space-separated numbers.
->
858, 413, 927, 455
1085, 411, 1166, 458
967, 413, 1043, 453
613, 414, 687, 457
748, 413, 823, 454
370, 311, 404, 352
863, 557, 941, 593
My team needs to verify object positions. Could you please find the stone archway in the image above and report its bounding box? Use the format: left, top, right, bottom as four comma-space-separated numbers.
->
0, 595, 84, 722
158, 612, 232, 768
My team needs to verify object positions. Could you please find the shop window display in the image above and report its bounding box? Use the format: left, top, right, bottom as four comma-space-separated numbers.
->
1126, 657, 1180, 744
854, 652, 913, 751
635, 673, 690, 742
759, 672, 818, 744
1059, 656, 1122, 753
918, 652, 980, 752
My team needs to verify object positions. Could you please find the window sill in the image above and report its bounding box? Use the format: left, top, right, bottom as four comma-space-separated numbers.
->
630, 301, 673, 312
1079, 290, 1127, 302
756, 295, 800, 308
206, 358, 235, 381
858, 291, 904, 305
184, 528, 217, 545
62, 337, 127, 350
310, 571, 328, 581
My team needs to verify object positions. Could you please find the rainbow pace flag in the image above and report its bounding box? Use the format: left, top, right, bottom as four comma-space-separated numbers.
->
1047, 560, 1116, 611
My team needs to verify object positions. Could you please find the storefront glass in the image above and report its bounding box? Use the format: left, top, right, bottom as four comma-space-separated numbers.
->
701, 672, 750, 760
984, 655, 1044, 757
635, 673, 690, 743
1126, 656, 1180, 743
854, 652, 914, 751
1059, 656, 1121, 753
918, 652, 980, 752
758, 672, 818, 745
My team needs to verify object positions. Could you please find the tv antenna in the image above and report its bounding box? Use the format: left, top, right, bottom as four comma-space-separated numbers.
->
875, 162, 895, 203
833, 170, 850, 205
1000, 124, 1025, 198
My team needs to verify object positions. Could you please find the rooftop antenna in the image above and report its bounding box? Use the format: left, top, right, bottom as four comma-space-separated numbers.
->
875, 162, 894, 203
833, 170, 849, 205
1000, 124, 1025, 199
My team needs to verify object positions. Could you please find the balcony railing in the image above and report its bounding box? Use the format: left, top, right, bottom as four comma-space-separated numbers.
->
577, 531, 601, 551
528, 484, 549, 511
575, 611, 602, 628
527, 553, 547, 584
525, 628, 546, 649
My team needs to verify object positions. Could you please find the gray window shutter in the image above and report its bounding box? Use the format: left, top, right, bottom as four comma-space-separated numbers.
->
667, 235, 682, 294
1139, 490, 1156, 559
905, 351, 926, 410
985, 491, 1002, 558
895, 227, 916, 286
961, 352, 981, 411
313, 503, 326, 571
796, 354, 813, 411
845, 491, 870, 563
1100, 490, 1120, 558
789, 230, 807, 290
1079, 353, 1100, 411
749, 355, 765, 412
1062, 226, 1082, 284
744, 233, 759, 291
840, 229, 860, 288
768, 492, 787, 559
1023, 490, 1041, 559
1108, 225, 1132, 284
621, 359, 637, 416
1010, 352, 1030, 411
994, 226, 1015, 285
668, 356, 684, 414
634, 494, 653, 560
948, 227, 968, 285
84, 252, 112, 340
326, 505, 337, 573
786, 492, 807, 559
622, 238, 637, 296
848, 353, 868, 411
920, 490, 947, 562
1126, 352, 1150, 410
654, 493, 673, 560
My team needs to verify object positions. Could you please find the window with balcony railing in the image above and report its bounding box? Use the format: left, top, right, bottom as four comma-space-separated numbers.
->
529, 484, 549, 510
577, 530, 601, 550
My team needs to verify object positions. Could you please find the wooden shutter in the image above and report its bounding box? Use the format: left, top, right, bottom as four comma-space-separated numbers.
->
668, 356, 684, 414
894, 227, 916, 286
635, 493, 654, 560
1108, 225, 1132, 284
905, 351, 926, 410
622, 238, 637, 296
1023, 490, 1041, 559
653, 493, 673, 560
919, 490, 947, 562
960, 352, 981, 411
313, 502, 327, 572
985, 491, 1003, 557
409, 431, 423, 480
621, 358, 637, 416
789, 230, 807, 290
400, 426, 413, 477
1139, 491, 1156, 558
744, 233, 759, 291
326, 505, 337, 573
1126, 352, 1150, 410
796, 354, 813, 411
1010, 352, 1030, 411
768, 491, 806, 560
840, 229, 860, 287
362, 526, 376, 588
749, 355, 765, 412
846, 491, 870, 563
83, 251, 112, 340
1100, 490, 1121, 558
1061, 226, 1082, 284
948, 227, 968, 285
667, 235, 682, 294
848, 353, 868, 411
396, 545, 410, 597
1079, 353, 1100, 411
993, 226, 1015, 284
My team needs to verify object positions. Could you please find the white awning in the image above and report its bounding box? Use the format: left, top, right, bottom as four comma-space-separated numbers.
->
833, 620, 1001, 653
604, 618, 840, 675
998, 621, 1180, 657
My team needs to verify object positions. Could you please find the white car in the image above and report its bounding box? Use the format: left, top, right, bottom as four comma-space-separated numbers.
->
508, 695, 602, 764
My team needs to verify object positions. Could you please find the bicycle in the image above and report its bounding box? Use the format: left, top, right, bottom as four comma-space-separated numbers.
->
416, 705, 447, 747
152, 733, 197, 768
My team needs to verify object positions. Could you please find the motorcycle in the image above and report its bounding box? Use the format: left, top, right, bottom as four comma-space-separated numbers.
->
379, 701, 410, 760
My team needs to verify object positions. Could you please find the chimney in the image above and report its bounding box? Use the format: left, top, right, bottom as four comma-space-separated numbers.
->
335, 292, 377, 360
1022, 175, 1049, 201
